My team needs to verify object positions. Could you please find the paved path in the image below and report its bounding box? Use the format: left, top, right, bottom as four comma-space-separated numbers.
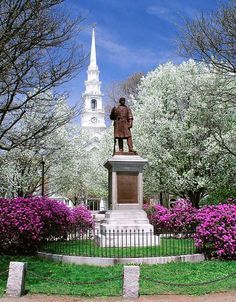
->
1, 292, 236, 302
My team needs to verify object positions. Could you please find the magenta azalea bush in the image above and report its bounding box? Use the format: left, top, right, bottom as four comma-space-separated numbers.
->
0, 197, 93, 254
194, 204, 236, 259
71, 204, 94, 231
144, 199, 197, 233
31, 196, 72, 240
0, 198, 43, 254
144, 199, 236, 259
169, 199, 197, 233
144, 203, 171, 233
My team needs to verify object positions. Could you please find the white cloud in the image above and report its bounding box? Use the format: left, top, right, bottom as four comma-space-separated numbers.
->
146, 3, 197, 25
95, 26, 174, 69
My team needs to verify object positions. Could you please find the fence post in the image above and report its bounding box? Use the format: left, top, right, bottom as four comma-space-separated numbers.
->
123, 265, 140, 299
6, 262, 27, 297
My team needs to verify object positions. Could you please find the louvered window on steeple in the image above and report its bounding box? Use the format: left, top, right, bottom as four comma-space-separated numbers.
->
91, 99, 97, 110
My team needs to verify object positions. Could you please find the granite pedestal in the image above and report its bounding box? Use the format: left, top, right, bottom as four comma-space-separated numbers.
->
96, 154, 159, 247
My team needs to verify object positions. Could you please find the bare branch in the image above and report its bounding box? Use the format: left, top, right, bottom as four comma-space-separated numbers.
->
0, 0, 86, 151
178, 1, 236, 74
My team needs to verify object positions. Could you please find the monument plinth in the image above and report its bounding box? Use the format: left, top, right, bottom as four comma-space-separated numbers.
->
104, 154, 148, 210
95, 153, 159, 247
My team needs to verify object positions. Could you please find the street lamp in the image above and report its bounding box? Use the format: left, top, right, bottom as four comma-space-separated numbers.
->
41, 159, 45, 197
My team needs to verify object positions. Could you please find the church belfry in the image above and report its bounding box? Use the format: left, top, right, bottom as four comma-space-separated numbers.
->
81, 26, 106, 149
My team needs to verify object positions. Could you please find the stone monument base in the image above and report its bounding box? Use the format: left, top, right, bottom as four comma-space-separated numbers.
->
95, 210, 159, 247
101, 154, 159, 247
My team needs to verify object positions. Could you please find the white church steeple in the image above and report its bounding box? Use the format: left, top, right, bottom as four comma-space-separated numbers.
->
90, 27, 97, 68
81, 26, 106, 150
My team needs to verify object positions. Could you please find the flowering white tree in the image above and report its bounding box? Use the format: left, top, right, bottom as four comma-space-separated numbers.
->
0, 122, 91, 200
0, 147, 42, 197
0, 98, 84, 199
0, 89, 114, 201
132, 60, 236, 207
83, 127, 114, 198
48, 127, 93, 202
0, 122, 114, 202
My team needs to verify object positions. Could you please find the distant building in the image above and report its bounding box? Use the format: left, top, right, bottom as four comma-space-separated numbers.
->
81, 27, 106, 151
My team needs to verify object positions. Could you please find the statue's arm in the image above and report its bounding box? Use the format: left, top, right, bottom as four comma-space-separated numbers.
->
127, 108, 133, 128
110, 107, 116, 120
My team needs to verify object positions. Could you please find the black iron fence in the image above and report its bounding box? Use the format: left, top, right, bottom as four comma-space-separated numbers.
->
40, 229, 197, 258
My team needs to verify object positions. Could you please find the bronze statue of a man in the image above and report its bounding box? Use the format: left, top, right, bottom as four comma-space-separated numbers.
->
110, 97, 134, 153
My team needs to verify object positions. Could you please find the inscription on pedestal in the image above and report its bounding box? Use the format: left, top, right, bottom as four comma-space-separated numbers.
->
117, 172, 138, 203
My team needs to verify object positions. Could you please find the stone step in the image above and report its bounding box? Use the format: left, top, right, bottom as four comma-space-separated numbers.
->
105, 210, 147, 214
103, 219, 150, 225
100, 224, 154, 232
115, 205, 142, 210
105, 211, 148, 220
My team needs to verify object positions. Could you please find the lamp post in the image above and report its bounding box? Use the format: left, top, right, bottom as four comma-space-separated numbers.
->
41, 159, 45, 197
159, 173, 163, 205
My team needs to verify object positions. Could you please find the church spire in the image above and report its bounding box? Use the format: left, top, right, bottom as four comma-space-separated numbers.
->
81, 24, 106, 145
89, 26, 97, 69
85, 26, 100, 91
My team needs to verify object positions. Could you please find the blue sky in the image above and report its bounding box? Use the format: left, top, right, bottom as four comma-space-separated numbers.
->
62, 0, 228, 108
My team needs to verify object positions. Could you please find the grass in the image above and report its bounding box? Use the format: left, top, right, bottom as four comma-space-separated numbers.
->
0, 255, 123, 297
41, 237, 197, 257
0, 255, 235, 297
140, 260, 236, 296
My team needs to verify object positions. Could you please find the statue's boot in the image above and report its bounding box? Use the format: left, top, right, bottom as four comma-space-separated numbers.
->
127, 137, 135, 152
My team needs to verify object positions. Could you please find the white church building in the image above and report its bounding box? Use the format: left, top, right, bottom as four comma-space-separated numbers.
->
81, 27, 106, 151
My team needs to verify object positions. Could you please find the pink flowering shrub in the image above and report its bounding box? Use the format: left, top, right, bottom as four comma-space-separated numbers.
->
0, 197, 93, 254
144, 199, 197, 234
71, 204, 94, 231
169, 199, 197, 233
194, 204, 236, 259
144, 203, 172, 233
32, 196, 72, 240
144, 199, 236, 259
0, 198, 43, 254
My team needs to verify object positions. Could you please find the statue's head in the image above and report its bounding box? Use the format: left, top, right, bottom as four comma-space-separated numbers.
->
119, 97, 126, 105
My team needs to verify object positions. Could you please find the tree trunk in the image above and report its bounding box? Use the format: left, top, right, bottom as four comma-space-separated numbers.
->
187, 191, 202, 208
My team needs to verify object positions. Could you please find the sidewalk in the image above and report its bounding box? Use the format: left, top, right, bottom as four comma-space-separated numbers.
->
1, 292, 236, 302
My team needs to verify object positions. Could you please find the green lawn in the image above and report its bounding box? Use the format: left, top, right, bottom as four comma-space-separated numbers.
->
0, 255, 235, 297
140, 261, 236, 295
0, 256, 122, 297
41, 237, 197, 257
